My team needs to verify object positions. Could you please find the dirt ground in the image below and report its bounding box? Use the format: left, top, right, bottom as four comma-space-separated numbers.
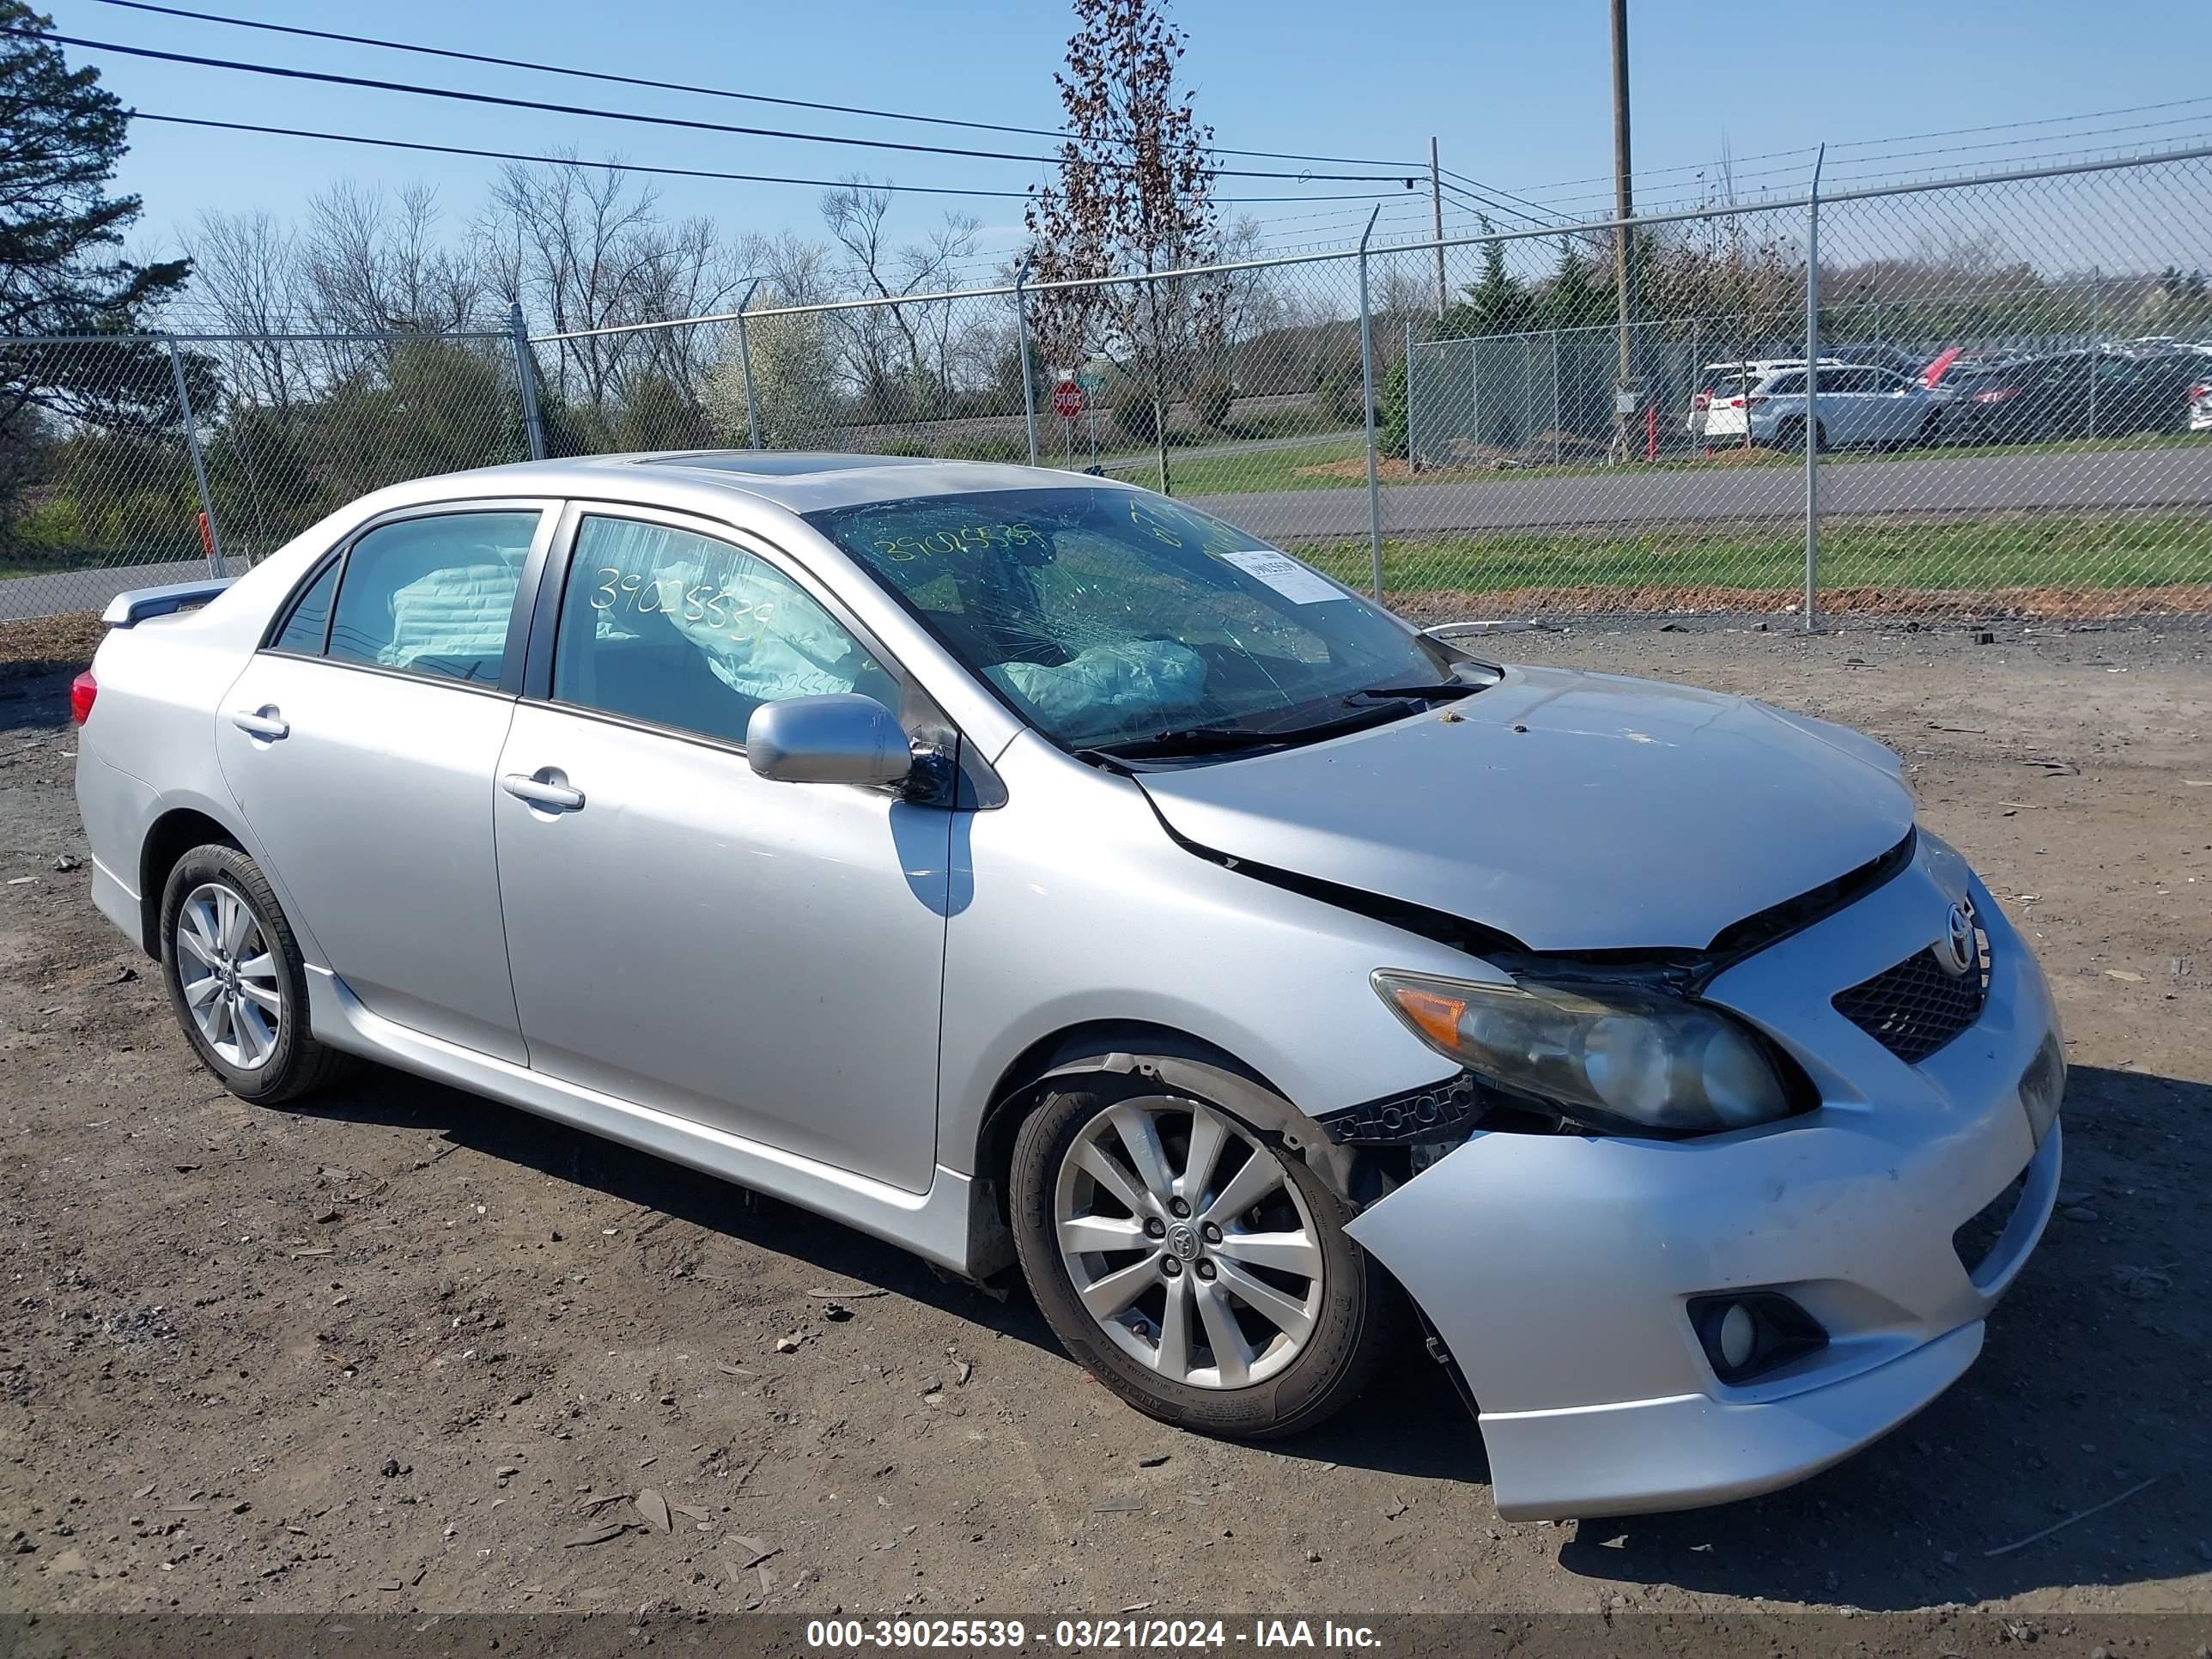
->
1, 613, 2207, 1620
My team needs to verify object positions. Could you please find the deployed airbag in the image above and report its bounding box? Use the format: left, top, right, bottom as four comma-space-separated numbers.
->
986, 640, 1207, 734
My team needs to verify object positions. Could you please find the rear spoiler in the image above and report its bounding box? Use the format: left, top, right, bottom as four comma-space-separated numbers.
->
101, 578, 234, 629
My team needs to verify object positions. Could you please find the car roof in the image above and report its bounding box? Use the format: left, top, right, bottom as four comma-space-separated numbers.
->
409, 451, 1128, 516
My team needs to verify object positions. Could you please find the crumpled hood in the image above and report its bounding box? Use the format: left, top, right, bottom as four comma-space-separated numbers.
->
1134, 664, 1915, 953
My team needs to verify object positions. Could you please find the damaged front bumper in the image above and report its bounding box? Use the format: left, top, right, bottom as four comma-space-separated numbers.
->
1345, 846, 2063, 1521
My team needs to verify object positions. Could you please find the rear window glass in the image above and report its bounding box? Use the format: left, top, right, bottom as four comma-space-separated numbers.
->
327, 511, 538, 684
271, 558, 339, 654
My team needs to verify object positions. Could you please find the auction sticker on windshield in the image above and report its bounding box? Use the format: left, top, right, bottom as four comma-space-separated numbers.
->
1215, 548, 1341, 604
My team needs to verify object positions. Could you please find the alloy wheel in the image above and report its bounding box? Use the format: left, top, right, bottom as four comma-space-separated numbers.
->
175, 880, 284, 1071
1053, 1096, 1324, 1389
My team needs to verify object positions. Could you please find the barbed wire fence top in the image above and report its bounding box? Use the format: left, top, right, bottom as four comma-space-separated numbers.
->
4, 146, 2209, 627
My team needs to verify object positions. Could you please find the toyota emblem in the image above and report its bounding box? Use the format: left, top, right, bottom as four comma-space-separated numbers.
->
1937, 902, 1978, 976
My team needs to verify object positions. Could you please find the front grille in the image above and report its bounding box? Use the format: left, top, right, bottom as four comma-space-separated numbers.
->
1833, 927, 1990, 1064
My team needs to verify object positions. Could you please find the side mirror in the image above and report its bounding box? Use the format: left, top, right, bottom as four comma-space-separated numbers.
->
746, 693, 913, 787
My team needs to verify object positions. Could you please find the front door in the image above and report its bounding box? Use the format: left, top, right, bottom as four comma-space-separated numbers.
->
215, 504, 550, 1061
491, 507, 952, 1194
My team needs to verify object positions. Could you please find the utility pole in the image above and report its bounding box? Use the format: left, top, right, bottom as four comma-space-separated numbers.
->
1429, 137, 1448, 318
1610, 0, 1636, 462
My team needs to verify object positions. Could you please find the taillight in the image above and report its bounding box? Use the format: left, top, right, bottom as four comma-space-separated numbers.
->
2191, 383, 2210, 400
70, 669, 97, 726
1972, 386, 2021, 404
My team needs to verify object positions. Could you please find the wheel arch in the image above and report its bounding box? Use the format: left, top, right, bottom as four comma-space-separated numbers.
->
969, 1021, 1364, 1273
137, 804, 247, 956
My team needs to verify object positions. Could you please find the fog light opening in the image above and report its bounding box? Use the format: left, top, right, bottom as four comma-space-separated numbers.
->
1690, 1292, 1827, 1385
1717, 1303, 1757, 1371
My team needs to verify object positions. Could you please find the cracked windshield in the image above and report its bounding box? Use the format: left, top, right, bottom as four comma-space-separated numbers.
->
806, 487, 1474, 753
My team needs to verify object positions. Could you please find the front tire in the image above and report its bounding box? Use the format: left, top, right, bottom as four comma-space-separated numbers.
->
160, 843, 354, 1105
1009, 1073, 1396, 1439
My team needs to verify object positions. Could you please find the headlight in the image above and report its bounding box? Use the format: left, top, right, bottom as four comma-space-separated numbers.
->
1371, 969, 1796, 1133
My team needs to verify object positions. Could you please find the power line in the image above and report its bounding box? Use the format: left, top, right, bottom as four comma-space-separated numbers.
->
1436, 167, 1572, 226
1828, 92, 2212, 153
131, 112, 1413, 204
17, 26, 1423, 183
84, 0, 1431, 173
1435, 182, 1549, 231
1474, 92, 2212, 204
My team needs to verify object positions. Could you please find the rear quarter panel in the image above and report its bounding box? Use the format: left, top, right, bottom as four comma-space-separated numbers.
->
75, 569, 314, 957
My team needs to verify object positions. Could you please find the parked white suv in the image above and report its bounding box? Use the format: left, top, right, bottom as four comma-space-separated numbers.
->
1693, 362, 1938, 450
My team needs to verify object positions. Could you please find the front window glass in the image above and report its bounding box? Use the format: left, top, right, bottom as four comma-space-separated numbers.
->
552, 516, 886, 748
805, 487, 1464, 750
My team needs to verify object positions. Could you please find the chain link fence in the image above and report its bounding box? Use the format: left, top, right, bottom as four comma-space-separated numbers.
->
5, 148, 2209, 627
0, 326, 535, 620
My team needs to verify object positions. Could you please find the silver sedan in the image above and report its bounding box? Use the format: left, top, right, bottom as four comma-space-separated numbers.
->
72, 453, 2063, 1519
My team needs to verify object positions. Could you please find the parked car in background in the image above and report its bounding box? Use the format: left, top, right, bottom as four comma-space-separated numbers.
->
1943, 349, 2199, 444
1693, 362, 1938, 450
2189, 372, 2212, 432
1825, 341, 1932, 380
71, 453, 2064, 1522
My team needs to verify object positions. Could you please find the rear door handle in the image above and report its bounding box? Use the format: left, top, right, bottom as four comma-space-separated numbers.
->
501, 771, 585, 811
230, 707, 289, 741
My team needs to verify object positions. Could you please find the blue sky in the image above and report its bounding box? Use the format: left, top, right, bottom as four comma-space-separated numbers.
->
50, 0, 2212, 272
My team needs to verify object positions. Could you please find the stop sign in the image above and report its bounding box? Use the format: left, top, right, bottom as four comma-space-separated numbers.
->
1051, 379, 1084, 418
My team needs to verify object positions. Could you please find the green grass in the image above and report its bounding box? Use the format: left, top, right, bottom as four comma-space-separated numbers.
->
1287, 514, 2212, 597
1099, 436, 1369, 493
1090, 429, 2212, 498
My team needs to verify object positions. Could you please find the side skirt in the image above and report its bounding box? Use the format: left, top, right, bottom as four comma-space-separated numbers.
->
304, 966, 979, 1274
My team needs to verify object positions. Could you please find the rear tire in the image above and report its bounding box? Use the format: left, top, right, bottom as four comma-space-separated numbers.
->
1009, 1071, 1397, 1439
160, 844, 356, 1105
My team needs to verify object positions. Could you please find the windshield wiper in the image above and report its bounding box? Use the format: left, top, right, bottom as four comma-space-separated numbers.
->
1075, 725, 1290, 762
1080, 695, 1438, 764
1343, 679, 1486, 705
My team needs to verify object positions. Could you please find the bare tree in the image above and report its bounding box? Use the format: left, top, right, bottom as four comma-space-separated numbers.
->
1024, 0, 1224, 489
301, 181, 483, 335
477, 159, 666, 416
185, 209, 304, 407
819, 179, 981, 422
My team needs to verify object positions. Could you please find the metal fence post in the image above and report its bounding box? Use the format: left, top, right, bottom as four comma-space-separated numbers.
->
733, 277, 764, 450
167, 336, 224, 576
1357, 208, 1384, 599
508, 303, 547, 462
2086, 264, 2100, 440
1471, 339, 1482, 453
1403, 318, 1416, 472
1802, 144, 1826, 634
1551, 330, 1562, 466
1013, 253, 1039, 470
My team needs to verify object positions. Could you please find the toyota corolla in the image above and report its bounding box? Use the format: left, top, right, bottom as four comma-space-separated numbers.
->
71, 453, 2063, 1519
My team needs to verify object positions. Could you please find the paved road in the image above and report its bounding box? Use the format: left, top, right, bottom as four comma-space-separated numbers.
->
0, 555, 246, 626
7, 445, 2210, 622
1190, 443, 2212, 543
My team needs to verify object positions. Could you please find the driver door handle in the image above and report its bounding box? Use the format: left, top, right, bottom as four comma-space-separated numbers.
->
501, 771, 585, 811
230, 707, 289, 740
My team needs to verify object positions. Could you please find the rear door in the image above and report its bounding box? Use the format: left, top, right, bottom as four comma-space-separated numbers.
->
1815, 367, 1883, 443
216, 502, 551, 1061
1865, 368, 1929, 442
489, 503, 954, 1193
